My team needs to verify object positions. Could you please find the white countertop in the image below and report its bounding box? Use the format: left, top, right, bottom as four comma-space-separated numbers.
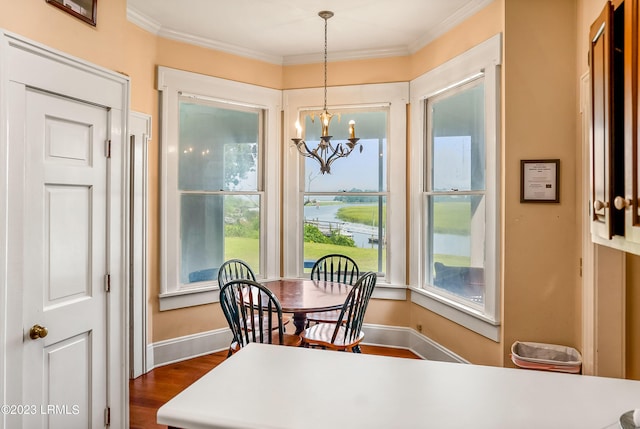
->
157, 343, 640, 429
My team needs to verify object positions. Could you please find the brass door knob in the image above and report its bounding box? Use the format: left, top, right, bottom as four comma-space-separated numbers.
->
29, 324, 48, 340
593, 200, 609, 211
614, 196, 632, 210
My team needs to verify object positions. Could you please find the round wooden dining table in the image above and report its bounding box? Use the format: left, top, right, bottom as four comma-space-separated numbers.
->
262, 278, 352, 334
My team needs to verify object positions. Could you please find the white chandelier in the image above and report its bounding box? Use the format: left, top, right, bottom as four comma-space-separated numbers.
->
291, 11, 361, 174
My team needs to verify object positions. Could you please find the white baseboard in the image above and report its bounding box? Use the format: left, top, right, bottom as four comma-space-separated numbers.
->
148, 328, 233, 370
148, 324, 466, 371
146, 345, 154, 373
361, 324, 468, 363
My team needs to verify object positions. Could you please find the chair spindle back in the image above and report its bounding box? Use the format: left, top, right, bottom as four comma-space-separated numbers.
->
311, 254, 359, 285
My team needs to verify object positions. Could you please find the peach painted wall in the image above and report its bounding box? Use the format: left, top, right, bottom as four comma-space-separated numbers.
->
0, 0, 127, 72
364, 293, 412, 327
628, 253, 640, 379
411, 305, 502, 366
283, 57, 411, 89
406, 1, 505, 367
156, 38, 282, 90
409, 0, 504, 79
502, 0, 579, 365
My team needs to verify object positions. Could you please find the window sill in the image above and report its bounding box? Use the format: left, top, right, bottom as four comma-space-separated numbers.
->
409, 287, 500, 342
371, 283, 407, 300
158, 281, 408, 311
281, 277, 407, 301
159, 285, 220, 311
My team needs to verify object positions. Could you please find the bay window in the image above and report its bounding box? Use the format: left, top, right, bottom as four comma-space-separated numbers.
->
410, 34, 501, 339
302, 109, 388, 275
179, 100, 262, 284
157, 66, 280, 310
425, 79, 486, 306
283, 83, 408, 289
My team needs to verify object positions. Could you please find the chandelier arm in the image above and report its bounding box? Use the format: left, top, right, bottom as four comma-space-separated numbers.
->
294, 140, 329, 168
322, 137, 360, 166
325, 140, 338, 152
302, 150, 328, 172
324, 143, 351, 167
295, 139, 321, 159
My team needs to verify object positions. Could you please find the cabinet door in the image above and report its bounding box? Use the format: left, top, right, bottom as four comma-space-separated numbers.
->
625, 0, 640, 244
591, 1, 626, 242
591, 1, 615, 240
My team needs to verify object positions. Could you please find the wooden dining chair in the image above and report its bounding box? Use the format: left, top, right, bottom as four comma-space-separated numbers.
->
217, 259, 256, 286
306, 254, 360, 325
219, 279, 302, 356
310, 253, 359, 284
218, 259, 289, 351
301, 271, 376, 353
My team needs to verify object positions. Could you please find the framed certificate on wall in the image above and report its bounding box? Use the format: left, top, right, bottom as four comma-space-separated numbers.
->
520, 159, 559, 203
46, 0, 97, 26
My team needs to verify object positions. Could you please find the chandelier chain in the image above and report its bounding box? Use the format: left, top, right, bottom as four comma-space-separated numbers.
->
323, 15, 328, 112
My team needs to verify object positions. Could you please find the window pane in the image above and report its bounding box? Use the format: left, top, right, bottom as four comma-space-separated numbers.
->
303, 195, 386, 274
430, 82, 485, 192
179, 101, 259, 191
180, 194, 260, 284
303, 110, 387, 192
427, 194, 485, 305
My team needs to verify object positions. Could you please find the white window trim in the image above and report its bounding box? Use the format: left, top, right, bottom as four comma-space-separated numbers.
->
409, 33, 502, 340
156, 66, 281, 311
282, 83, 408, 287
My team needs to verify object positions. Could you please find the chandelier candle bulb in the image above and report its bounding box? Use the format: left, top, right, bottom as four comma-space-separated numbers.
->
349, 120, 355, 139
295, 120, 302, 139
322, 117, 329, 137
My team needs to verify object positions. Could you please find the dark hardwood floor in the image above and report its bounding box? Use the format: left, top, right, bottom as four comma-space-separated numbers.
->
129, 345, 421, 429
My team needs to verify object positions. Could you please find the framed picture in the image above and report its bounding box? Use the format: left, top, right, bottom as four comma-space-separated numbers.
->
520, 159, 560, 203
47, 0, 97, 26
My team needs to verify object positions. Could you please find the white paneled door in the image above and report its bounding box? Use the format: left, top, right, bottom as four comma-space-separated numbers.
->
1, 32, 128, 429
21, 89, 109, 428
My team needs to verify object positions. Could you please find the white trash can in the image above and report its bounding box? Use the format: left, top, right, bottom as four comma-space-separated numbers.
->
511, 341, 582, 374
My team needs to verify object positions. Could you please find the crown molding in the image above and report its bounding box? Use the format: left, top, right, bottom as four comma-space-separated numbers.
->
159, 27, 284, 65
127, 6, 284, 65
127, 0, 494, 66
408, 0, 495, 54
127, 6, 162, 35
283, 46, 410, 66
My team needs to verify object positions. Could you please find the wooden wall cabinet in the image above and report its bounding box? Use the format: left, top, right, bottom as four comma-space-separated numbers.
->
590, 0, 640, 254
625, 0, 640, 245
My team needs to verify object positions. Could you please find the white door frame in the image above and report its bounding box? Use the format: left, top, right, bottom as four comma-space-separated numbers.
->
580, 72, 596, 375
0, 30, 130, 428
129, 111, 151, 379
581, 71, 627, 378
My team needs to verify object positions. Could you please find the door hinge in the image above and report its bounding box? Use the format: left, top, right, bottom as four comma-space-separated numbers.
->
104, 406, 111, 426
579, 257, 583, 277
105, 139, 111, 158
104, 274, 111, 293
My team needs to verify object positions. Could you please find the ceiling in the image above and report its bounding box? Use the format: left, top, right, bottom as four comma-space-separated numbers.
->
126, 0, 493, 65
